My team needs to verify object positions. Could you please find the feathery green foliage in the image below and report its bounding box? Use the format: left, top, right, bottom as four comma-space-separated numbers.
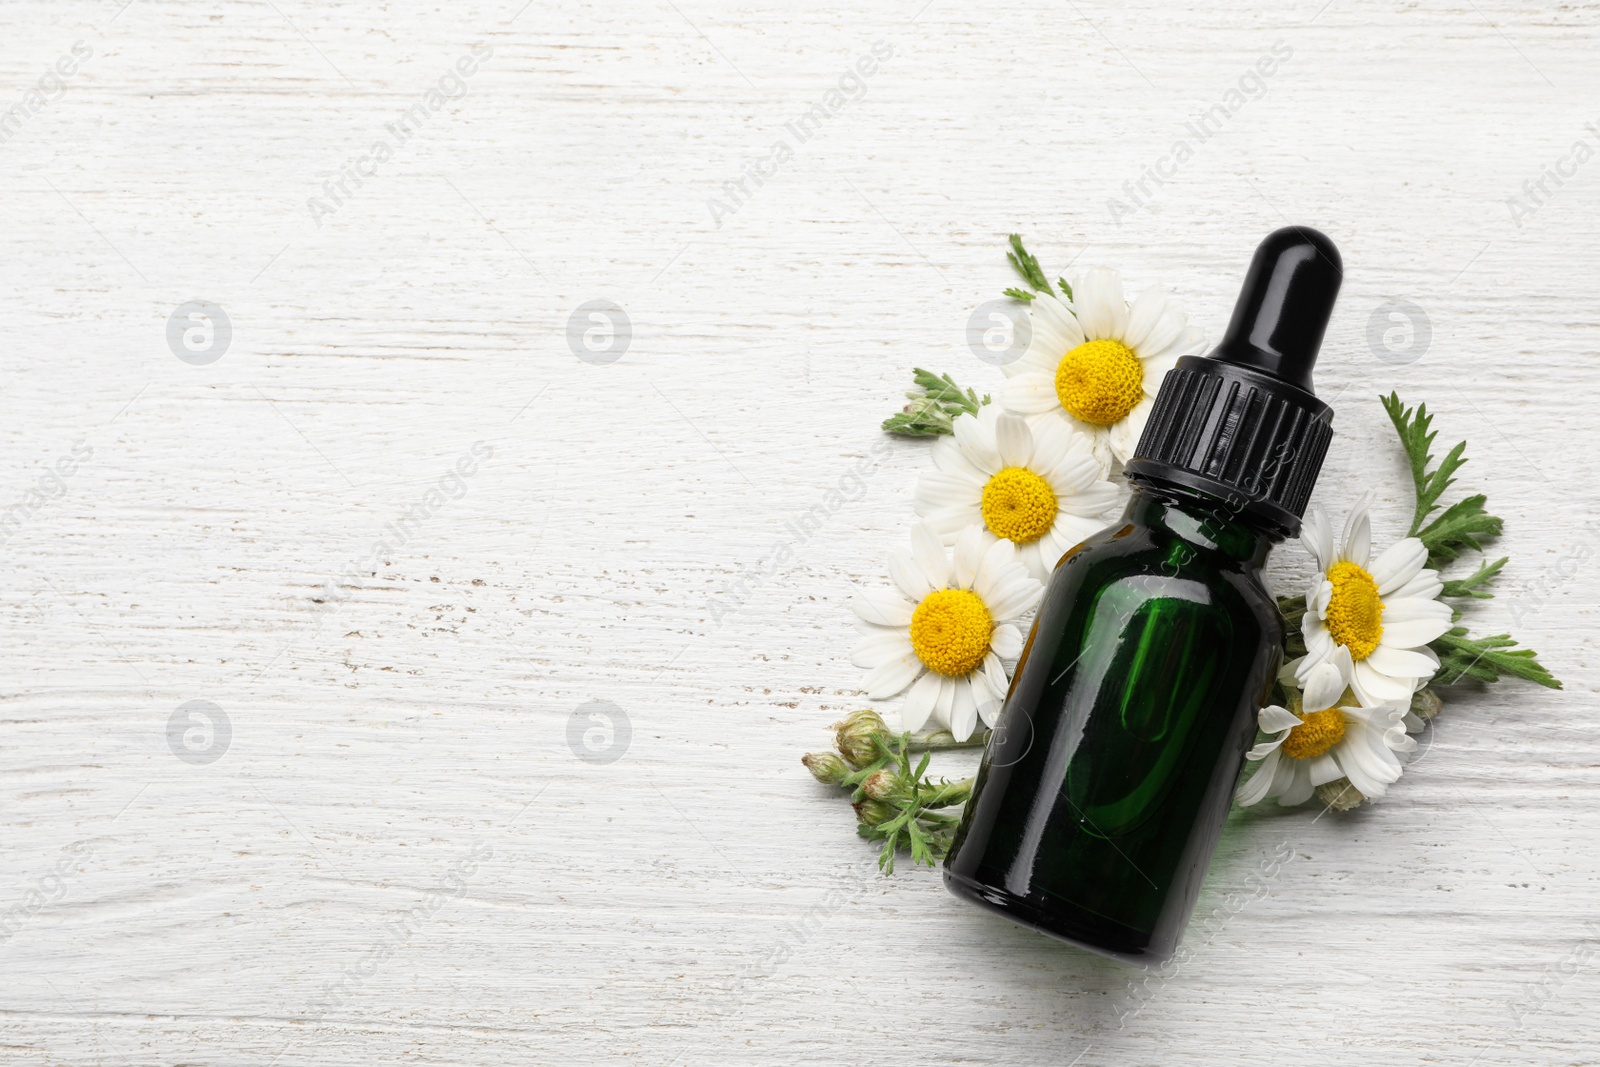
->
1431, 627, 1561, 689
1379, 393, 1557, 687
881, 367, 990, 437
1381, 393, 1503, 566
1006, 233, 1051, 295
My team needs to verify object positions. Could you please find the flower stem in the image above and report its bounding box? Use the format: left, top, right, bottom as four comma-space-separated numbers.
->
906, 732, 990, 752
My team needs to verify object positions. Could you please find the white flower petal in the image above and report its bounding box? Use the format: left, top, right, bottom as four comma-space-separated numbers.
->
866, 655, 923, 699
1072, 268, 1128, 341
851, 588, 915, 628
1301, 506, 1334, 571
991, 622, 1023, 660
975, 401, 1005, 433
1051, 512, 1109, 553
915, 472, 980, 516
1327, 643, 1355, 684
1139, 352, 1182, 397
1300, 661, 1346, 713
982, 651, 1009, 700
910, 523, 950, 589
1122, 284, 1172, 352
1278, 758, 1314, 806
888, 549, 935, 601
1246, 737, 1286, 761
1379, 615, 1453, 650
1236, 749, 1281, 807
1382, 596, 1452, 623
1339, 495, 1372, 567
1389, 569, 1444, 604
932, 676, 958, 734
1056, 481, 1121, 517
1366, 644, 1442, 682
995, 412, 1033, 469
1300, 618, 1335, 676
973, 536, 1020, 603
1000, 373, 1061, 416
1042, 448, 1107, 496
900, 670, 941, 733
982, 570, 1042, 622
952, 524, 988, 589
931, 436, 991, 482
920, 505, 986, 543
851, 627, 915, 670
966, 665, 998, 707
1258, 704, 1301, 733
1368, 537, 1428, 594
1028, 293, 1083, 350
951, 412, 1002, 476
1133, 304, 1191, 360
1308, 751, 1343, 787
1334, 746, 1387, 800
1015, 539, 1047, 581
1309, 578, 1333, 617
1028, 417, 1086, 472
1342, 716, 1405, 786
949, 681, 979, 742
1015, 324, 1068, 377
1107, 395, 1155, 465
1350, 657, 1416, 704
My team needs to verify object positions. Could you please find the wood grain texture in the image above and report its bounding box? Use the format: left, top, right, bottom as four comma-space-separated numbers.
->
0, 0, 1597, 1063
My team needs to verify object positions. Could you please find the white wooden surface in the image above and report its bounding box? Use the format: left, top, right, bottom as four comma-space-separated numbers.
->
1, 1, 1597, 1063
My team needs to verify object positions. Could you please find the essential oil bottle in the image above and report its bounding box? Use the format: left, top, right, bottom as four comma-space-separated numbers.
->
944, 227, 1344, 963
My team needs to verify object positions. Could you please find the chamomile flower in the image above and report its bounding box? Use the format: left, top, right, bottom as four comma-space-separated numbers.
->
999, 269, 1205, 470
914, 405, 1121, 580
1236, 646, 1416, 808
850, 523, 1042, 742
1297, 495, 1452, 706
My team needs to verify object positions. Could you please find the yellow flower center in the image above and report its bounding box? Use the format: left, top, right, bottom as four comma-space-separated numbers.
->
1280, 708, 1348, 760
980, 467, 1058, 545
909, 589, 993, 677
1054, 339, 1144, 426
1323, 560, 1384, 660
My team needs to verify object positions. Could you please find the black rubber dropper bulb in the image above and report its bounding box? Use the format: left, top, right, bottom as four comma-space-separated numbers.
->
945, 227, 1346, 964
1210, 225, 1343, 392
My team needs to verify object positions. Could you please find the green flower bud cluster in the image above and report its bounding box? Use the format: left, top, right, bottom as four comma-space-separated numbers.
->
802, 709, 975, 875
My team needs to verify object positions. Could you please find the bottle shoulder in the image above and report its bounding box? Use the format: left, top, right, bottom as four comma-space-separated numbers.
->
1049, 520, 1283, 636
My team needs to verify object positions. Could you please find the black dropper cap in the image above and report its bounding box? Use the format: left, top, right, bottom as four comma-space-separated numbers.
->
1124, 226, 1343, 539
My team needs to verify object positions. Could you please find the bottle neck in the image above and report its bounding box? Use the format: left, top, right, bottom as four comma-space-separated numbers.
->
1123, 485, 1278, 567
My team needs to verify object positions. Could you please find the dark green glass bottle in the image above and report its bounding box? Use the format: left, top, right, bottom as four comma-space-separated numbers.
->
945, 227, 1344, 963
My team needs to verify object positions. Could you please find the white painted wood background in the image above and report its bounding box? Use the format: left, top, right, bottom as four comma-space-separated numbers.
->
1, 0, 1596, 1063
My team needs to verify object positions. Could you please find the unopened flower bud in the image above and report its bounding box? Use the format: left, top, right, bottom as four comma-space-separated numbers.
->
802, 751, 850, 786
1314, 778, 1367, 811
853, 797, 897, 827
1410, 686, 1442, 722
833, 708, 889, 769
861, 768, 904, 801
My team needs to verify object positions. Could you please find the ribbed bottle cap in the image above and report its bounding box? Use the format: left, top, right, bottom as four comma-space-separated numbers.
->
1124, 227, 1343, 539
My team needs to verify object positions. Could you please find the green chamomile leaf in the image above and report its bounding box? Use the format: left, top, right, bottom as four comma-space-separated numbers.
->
1429, 626, 1561, 689
1006, 233, 1051, 294
1439, 556, 1506, 599
1381, 392, 1502, 565
882, 367, 991, 438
